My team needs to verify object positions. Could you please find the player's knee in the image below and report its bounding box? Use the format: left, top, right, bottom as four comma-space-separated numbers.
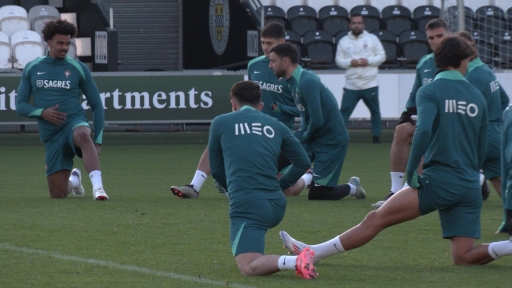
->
452, 255, 471, 265
49, 189, 68, 198
394, 123, 414, 142
73, 128, 92, 145
237, 263, 256, 276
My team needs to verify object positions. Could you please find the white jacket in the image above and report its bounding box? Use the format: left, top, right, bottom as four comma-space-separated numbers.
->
335, 30, 386, 90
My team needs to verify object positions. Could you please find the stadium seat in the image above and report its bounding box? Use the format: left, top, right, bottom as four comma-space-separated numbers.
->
494, 30, 512, 69
11, 30, 44, 69
413, 5, 440, 31
287, 5, 319, 36
335, 29, 351, 46
303, 29, 335, 69
0, 5, 30, 37
28, 5, 60, 35
318, 5, 349, 36
381, 5, 414, 36
19, 0, 48, 13
475, 6, 507, 36
350, 5, 381, 32
371, 29, 400, 69
0, 30, 11, 68
0, 0, 16, 5
261, 6, 287, 29
508, 7, 512, 30
444, 5, 474, 32
285, 29, 303, 60
470, 30, 495, 66
398, 29, 429, 68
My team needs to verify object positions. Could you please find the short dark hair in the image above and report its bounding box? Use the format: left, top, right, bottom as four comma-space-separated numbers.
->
261, 22, 285, 39
350, 14, 363, 22
434, 35, 476, 69
425, 18, 448, 32
41, 19, 77, 42
453, 31, 474, 43
270, 42, 299, 65
230, 81, 261, 107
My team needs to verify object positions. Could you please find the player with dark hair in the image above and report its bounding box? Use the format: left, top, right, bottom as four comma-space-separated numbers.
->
268, 42, 366, 200
170, 22, 305, 199
280, 35, 512, 266
16, 19, 108, 200
208, 80, 316, 279
372, 18, 451, 208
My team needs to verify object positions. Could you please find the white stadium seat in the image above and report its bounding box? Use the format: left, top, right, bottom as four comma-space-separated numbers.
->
11, 30, 44, 69
0, 30, 11, 68
28, 5, 60, 35
0, 5, 30, 37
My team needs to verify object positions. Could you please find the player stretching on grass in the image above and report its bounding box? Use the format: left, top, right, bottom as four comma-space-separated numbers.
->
208, 81, 316, 278
16, 19, 108, 200
280, 35, 512, 265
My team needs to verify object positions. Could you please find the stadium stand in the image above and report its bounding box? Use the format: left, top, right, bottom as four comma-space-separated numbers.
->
508, 7, 512, 30
495, 30, 512, 69
371, 29, 400, 69
382, 5, 415, 36
475, 5, 507, 36
261, 5, 287, 29
303, 29, 335, 69
335, 29, 351, 46
350, 5, 381, 32
398, 29, 429, 68
286, 5, 319, 36
0, 30, 11, 68
0, 5, 30, 37
442, 5, 474, 32
285, 29, 303, 60
28, 5, 60, 35
470, 30, 495, 66
413, 5, 440, 31
11, 29, 43, 69
318, 5, 349, 36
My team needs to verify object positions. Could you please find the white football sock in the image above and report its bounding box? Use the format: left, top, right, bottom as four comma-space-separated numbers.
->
390, 172, 405, 193
301, 173, 313, 186
190, 170, 208, 192
348, 183, 356, 195
488, 239, 512, 259
310, 236, 345, 262
402, 182, 409, 189
69, 173, 79, 188
277, 255, 298, 270
89, 170, 103, 190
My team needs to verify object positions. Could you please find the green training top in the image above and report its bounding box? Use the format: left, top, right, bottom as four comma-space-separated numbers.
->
16, 55, 104, 144
405, 53, 437, 109
286, 66, 349, 145
501, 105, 512, 206
407, 70, 488, 188
208, 106, 310, 209
248, 56, 299, 130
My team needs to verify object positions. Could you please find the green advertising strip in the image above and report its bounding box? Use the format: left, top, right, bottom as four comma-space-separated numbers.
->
0, 74, 244, 124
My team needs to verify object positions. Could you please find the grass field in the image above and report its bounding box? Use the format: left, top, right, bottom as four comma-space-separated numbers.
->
0, 130, 510, 288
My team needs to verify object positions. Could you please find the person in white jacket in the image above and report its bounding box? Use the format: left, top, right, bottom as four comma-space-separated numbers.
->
336, 14, 386, 143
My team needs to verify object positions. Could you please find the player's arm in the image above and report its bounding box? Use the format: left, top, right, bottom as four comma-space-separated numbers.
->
504, 112, 512, 169
272, 101, 300, 117
279, 123, 311, 190
80, 65, 105, 145
499, 86, 510, 112
404, 71, 422, 110
367, 36, 386, 66
15, 70, 42, 118
406, 88, 435, 186
208, 117, 227, 190
335, 39, 351, 69
293, 80, 323, 142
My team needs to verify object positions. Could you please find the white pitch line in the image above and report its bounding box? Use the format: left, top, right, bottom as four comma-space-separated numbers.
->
0, 243, 255, 288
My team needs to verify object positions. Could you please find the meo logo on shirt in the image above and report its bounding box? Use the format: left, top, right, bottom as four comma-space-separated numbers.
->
445, 100, 478, 117
235, 123, 274, 138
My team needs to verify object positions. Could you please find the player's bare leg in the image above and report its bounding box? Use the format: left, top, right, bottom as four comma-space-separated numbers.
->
47, 170, 73, 198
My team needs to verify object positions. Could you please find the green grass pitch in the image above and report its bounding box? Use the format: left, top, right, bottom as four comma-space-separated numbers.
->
0, 130, 510, 287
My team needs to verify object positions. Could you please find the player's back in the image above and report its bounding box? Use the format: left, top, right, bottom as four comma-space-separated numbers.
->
466, 58, 502, 124
417, 71, 488, 187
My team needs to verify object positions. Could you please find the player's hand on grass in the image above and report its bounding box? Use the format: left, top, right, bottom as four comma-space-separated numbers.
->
42, 104, 66, 126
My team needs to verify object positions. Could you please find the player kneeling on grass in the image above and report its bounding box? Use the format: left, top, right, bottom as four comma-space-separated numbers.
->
279, 35, 512, 266
208, 81, 316, 278
15, 19, 108, 200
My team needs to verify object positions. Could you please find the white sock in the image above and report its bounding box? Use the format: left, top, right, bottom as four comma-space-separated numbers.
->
310, 236, 345, 262
402, 182, 409, 189
488, 240, 512, 259
69, 173, 79, 188
190, 170, 208, 192
479, 173, 485, 186
301, 173, 313, 186
390, 172, 405, 193
89, 170, 103, 190
277, 255, 297, 270
348, 183, 356, 195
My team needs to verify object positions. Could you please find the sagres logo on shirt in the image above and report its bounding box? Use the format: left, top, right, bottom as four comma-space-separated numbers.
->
36, 80, 71, 89
444, 100, 479, 117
